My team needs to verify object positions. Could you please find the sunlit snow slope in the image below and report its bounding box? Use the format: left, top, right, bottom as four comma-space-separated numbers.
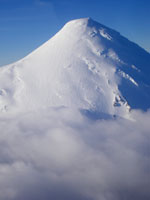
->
0, 18, 150, 117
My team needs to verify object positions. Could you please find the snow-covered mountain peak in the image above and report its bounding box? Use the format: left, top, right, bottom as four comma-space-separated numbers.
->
63, 17, 110, 30
64, 17, 91, 26
0, 18, 150, 118
62, 17, 119, 38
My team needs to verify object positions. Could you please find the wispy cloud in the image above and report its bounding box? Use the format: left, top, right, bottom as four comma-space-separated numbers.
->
34, 0, 52, 6
0, 16, 39, 22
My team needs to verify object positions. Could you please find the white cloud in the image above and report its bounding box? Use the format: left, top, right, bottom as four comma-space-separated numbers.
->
0, 107, 150, 200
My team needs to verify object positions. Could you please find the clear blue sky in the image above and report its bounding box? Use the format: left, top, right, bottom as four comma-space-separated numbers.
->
0, 0, 150, 66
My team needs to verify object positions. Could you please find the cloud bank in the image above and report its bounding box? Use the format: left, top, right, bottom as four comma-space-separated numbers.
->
0, 108, 150, 200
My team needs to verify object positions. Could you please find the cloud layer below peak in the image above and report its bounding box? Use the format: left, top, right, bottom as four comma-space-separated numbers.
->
0, 108, 150, 200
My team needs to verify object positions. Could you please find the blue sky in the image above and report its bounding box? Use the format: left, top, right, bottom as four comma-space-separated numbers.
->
0, 0, 150, 66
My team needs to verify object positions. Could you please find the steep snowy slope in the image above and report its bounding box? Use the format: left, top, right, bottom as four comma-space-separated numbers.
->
0, 18, 150, 117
